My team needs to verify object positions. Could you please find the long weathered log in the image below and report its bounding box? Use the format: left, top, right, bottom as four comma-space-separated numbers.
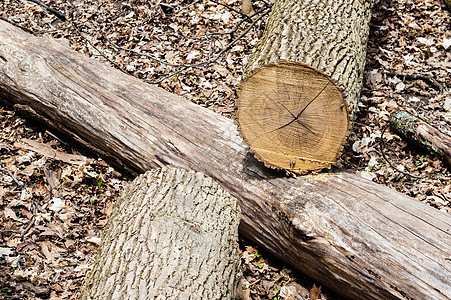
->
0, 21, 450, 300
389, 108, 451, 167
81, 168, 241, 300
236, 0, 375, 172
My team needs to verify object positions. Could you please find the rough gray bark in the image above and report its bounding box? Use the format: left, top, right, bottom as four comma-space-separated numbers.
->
245, 0, 375, 115
80, 168, 241, 300
1, 21, 451, 300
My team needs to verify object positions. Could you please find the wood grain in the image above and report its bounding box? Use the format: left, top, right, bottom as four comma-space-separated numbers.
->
0, 20, 450, 300
237, 62, 349, 172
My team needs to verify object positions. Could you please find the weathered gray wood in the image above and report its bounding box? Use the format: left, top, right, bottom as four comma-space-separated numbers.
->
390, 109, 451, 167
80, 168, 241, 300
0, 20, 450, 300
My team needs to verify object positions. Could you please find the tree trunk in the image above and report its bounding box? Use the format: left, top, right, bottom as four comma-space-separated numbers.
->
80, 168, 241, 300
389, 108, 451, 167
236, 0, 375, 172
0, 21, 450, 300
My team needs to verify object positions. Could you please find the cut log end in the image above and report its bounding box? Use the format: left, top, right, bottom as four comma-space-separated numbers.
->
237, 62, 349, 173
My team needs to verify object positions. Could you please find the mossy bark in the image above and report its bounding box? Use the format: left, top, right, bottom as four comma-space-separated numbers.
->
389, 109, 451, 167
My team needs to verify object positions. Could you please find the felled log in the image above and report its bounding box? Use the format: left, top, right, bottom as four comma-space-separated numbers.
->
389, 108, 451, 167
80, 168, 241, 300
0, 20, 450, 300
236, 0, 375, 172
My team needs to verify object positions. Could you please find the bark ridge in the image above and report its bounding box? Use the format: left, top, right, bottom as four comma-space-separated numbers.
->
81, 168, 241, 300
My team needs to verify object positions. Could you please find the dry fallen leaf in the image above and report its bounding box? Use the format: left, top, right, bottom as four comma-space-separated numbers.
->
0, 247, 13, 256
15, 138, 88, 165
213, 64, 230, 77
86, 236, 102, 245
48, 197, 65, 212
309, 284, 322, 300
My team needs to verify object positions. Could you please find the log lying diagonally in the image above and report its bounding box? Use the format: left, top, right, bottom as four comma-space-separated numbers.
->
236, 0, 375, 172
81, 168, 241, 300
0, 20, 450, 300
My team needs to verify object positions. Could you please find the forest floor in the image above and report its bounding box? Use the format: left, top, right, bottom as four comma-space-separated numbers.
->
0, 0, 450, 299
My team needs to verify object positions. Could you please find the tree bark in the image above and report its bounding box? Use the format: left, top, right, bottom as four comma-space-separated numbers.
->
80, 168, 241, 300
445, 0, 451, 11
0, 21, 450, 300
236, 0, 375, 172
389, 108, 451, 168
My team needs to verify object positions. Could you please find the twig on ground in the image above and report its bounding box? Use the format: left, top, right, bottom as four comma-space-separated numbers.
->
72, 23, 129, 75
0, 167, 23, 186
382, 71, 443, 92
209, 5, 271, 42
24, 0, 270, 83
26, 0, 66, 21
26, 0, 128, 74
161, 0, 253, 21
21, 215, 35, 240
109, 8, 270, 82
161, 0, 203, 16
145, 66, 190, 84
209, 0, 253, 22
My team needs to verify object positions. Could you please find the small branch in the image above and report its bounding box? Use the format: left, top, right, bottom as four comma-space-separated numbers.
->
162, 0, 254, 22
389, 108, 451, 168
21, 215, 35, 240
0, 167, 23, 186
210, 5, 271, 42
145, 66, 190, 84
161, 0, 203, 16
109, 8, 270, 76
259, 0, 271, 7
72, 23, 130, 75
209, 0, 253, 22
26, 0, 271, 83
26, 0, 66, 21
382, 71, 443, 92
